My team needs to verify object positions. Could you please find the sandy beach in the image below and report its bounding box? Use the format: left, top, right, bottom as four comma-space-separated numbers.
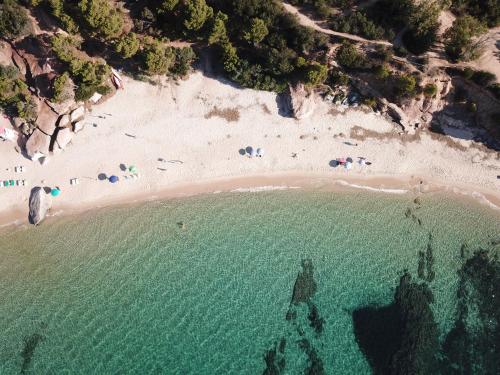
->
1, 71, 499, 228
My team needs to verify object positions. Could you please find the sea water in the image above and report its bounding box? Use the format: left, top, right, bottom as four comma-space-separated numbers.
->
0, 190, 498, 374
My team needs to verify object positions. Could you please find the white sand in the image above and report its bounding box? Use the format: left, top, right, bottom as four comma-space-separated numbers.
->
1, 71, 499, 227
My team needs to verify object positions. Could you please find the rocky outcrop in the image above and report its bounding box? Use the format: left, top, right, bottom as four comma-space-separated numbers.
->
57, 114, 71, 128
28, 187, 51, 225
288, 84, 318, 120
387, 103, 413, 131
25, 128, 50, 160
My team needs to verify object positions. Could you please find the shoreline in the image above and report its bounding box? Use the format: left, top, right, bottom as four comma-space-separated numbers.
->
1, 72, 499, 230
1, 171, 499, 232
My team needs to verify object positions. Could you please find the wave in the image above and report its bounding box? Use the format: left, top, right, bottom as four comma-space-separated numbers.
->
335, 180, 409, 194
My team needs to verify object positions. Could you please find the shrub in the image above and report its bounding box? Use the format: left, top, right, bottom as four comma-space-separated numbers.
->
374, 64, 390, 79
444, 15, 487, 61
182, 0, 213, 32
331, 11, 386, 40
171, 47, 196, 77
470, 70, 496, 87
423, 83, 438, 98
328, 69, 350, 87
115, 33, 140, 59
336, 42, 367, 70
304, 62, 328, 86
395, 74, 417, 96
0, 0, 32, 39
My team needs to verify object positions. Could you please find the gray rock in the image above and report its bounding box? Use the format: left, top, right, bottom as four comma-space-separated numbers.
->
28, 187, 52, 225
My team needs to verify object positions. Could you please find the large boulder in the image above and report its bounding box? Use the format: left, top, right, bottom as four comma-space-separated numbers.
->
55, 127, 73, 150
28, 187, 52, 225
36, 102, 58, 135
70, 106, 85, 122
25, 128, 50, 160
0, 41, 13, 66
288, 83, 318, 120
387, 103, 413, 132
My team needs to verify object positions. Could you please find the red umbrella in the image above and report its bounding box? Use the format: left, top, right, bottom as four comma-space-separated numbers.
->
338, 158, 346, 165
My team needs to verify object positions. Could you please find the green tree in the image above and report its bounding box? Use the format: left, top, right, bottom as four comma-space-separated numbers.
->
208, 11, 228, 45
52, 72, 74, 103
182, 0, 213, 32
304, 62, 328, 86
115, 33, 140, 59
0, 0, 32, 39
444, 15, 488, 61
159, 0, 179, 13
221, 41, 239, 74
243, 18, 269, 45
142, 40, 175, 75
78, 0, 124, 39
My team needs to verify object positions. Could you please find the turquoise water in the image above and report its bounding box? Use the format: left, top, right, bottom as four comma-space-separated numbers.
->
0, 190, 498, 374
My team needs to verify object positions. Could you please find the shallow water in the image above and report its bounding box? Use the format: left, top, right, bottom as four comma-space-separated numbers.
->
0, 190, 498, 374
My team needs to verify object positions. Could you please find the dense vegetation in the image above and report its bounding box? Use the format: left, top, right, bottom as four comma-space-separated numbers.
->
0, 64, 37, 121
452, 0, 500, 27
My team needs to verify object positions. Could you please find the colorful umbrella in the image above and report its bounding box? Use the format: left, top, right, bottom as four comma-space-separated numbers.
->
51, 188, 61, 197
109, 175, 119, 183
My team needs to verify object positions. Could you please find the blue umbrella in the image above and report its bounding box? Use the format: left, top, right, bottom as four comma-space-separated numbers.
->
109, 175, 119, 183
51, 188, 61, 197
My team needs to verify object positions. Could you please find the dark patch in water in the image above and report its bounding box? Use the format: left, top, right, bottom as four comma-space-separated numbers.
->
308, 304, 324, 335
20, 333, 44, 374
297, 339, 325, 375
353, 272, 439, 375
440, 249, 500, 374
418, 233, 435, 282
262, 338, 286, 375
263, 260, 326, 373
291, 259, 317, 305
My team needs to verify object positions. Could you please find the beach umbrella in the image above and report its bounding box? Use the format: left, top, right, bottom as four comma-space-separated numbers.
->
51, 188, 61, 197
250, 148, 257, 158
129, 165, 137, 173
256, 148, 264, 157
338, 158, 346, 165
109, 175, 119, 183
346, 157, 353, 163
345, 161, 353, 170
359, 158, 366, 166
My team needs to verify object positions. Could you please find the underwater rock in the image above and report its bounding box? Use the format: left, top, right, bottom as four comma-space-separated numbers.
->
353, 272, 439, 375
262, 338, 286, 375
417, 234, 435, 282
441, 249, 500, 373
21, 333, 44, 374
291, 259, 317, 305
308, 304, 325, 335
297, 339, 325, 375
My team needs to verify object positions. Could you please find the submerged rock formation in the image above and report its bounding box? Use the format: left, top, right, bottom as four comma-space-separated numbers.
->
352, 272, 439, 375
28, 187, 51, 225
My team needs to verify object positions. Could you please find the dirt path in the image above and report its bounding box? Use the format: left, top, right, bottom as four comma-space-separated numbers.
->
282, 2, 392, 47
282, 2, 500, 82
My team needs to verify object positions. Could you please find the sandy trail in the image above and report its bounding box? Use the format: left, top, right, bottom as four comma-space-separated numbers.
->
1, 72, 499, 227
282, 2, 500, 82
